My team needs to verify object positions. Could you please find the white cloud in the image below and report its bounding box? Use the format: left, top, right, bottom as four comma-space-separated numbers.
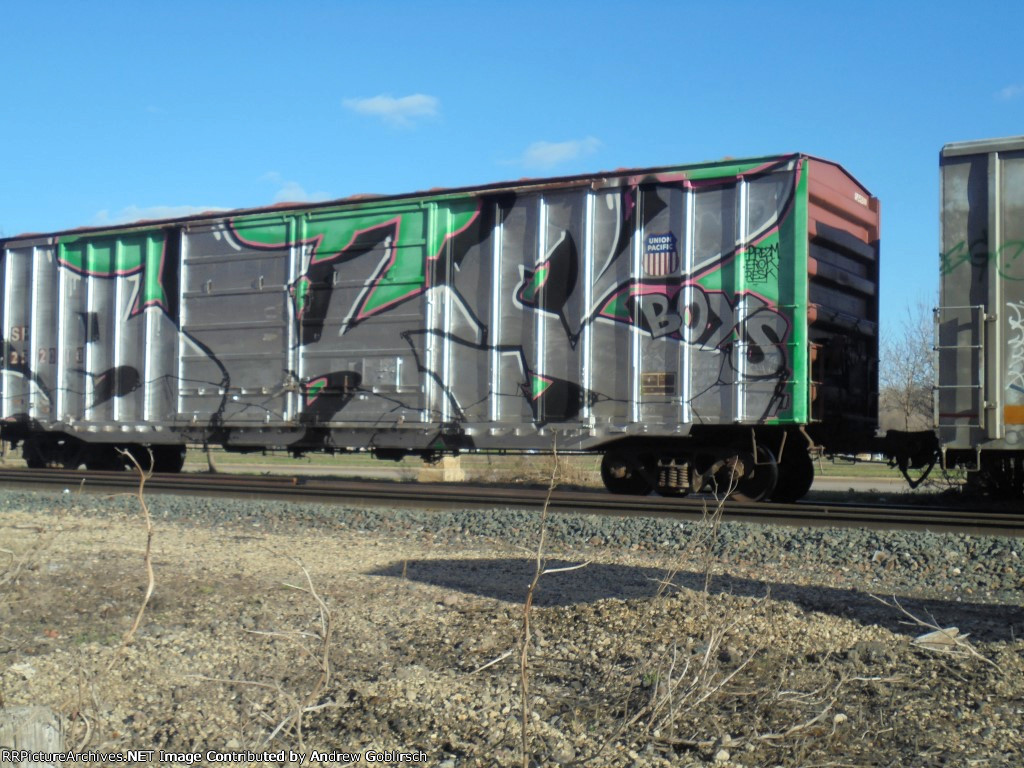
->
272, 181, 329, 204
93, 205, 225, 226
342, 93, 440, 127
91, 177, 331, 227
520, 136, 602, 169
996, 84, 1024, 101
262, 172, 330, 204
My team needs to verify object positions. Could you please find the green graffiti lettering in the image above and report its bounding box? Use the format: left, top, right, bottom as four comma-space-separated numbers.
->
234, 198, 478, 320
941, 239, 1024, 281
940, 241, 971, 275
999, 240, 1024, 281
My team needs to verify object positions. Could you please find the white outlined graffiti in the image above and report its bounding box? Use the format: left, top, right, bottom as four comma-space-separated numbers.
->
1008, 300, 1024, 397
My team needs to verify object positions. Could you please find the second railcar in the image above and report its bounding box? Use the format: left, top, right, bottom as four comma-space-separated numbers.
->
0, 153, 879, 500
937, 136, 1024, 495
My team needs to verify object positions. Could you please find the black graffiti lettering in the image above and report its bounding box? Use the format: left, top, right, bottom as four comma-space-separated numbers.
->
636, 294, 681, 338
679, 295, 702, 338
624, 284, 787, 366
682, 287, 731, 348
744, 243, 779, 284
703, 292, 731, 348
675, 285, 730, 348
736, 304, 788, 378
678, 288, 707, 346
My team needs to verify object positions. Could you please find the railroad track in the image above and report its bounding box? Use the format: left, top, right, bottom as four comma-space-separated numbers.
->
0, 467, 1020, 537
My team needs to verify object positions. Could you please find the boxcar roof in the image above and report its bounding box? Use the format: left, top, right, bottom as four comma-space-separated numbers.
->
4, 152, 868, 243
942, 135, 1024, 158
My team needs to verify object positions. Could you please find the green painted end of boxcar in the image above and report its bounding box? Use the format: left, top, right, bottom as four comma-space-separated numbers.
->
788, 159, 811, 424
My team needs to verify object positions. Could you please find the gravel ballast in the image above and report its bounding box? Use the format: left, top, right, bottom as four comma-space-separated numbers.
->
1, 486, 1022, 767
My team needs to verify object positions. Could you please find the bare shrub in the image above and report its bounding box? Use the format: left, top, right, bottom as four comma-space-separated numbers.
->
518, 437, 590, 767
656, 471, 737, 598
0, 527, 59, 595
115, 448, 155, 645
592, 472, 907, 761
872, 594, 1001, 670
192, 556, 333, 752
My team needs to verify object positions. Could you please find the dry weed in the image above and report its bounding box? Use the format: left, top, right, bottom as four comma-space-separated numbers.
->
518, 437, 590, 768
115, 447, 155, 645
191, 555, 333, 753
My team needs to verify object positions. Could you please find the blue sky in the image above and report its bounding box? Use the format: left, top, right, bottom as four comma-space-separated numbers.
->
1, 1, 1022, 335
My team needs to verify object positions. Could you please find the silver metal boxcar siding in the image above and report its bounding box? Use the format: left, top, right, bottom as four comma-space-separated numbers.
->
489, 207, 501, 424
145, 239, 180, 429
87, 249, 110, 424
115, 242, 140, 423
582, 193, 596, 424
436, 204, 456, 425
1, 239, 49, 422
31, 243, 57, 422
939, 136, 1024, 452
588, 189, 631, 430
3, 240, 65, 425
0, 233, 181, 439
736, 181, 750, 421
636, 185, 687, 427
295, 203, 427, 429
682, 186, 695, 425
178, 220, 294, 426
60, 251, 87, 424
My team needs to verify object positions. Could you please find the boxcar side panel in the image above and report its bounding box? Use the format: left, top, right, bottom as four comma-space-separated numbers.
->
2, 240, 47, 422
57, 230, 179, 435
939, 137, 1024, 454
0, 152, 882, 459
294, 201, 431, 429
998, 150, 1024, 446
179, 218, 293, 426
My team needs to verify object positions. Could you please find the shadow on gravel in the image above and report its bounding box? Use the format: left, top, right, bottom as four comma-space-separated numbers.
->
370, 557, 1024, 643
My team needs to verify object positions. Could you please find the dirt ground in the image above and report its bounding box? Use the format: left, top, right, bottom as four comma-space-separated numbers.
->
1, 497, 1022, 767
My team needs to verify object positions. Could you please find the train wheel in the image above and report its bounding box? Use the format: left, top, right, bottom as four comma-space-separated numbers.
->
770, 446, 815, 503
151, 445, 187, 473
970, 454, 1024, 498
715, 446, 778, 502
22, 434, 85, 469
23, 437, 47, 469
600, 451, 652, 495
84, 446, 125, 471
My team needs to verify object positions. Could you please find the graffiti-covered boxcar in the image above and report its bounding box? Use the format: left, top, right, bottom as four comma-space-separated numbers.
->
937, 136, 1024, 495
0, 154, 881, 501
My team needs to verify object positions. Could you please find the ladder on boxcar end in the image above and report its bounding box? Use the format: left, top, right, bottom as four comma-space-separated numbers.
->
933, 304, 985, 430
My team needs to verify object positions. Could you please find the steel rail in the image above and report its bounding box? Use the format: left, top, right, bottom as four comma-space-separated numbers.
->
0, 468, 1020, 537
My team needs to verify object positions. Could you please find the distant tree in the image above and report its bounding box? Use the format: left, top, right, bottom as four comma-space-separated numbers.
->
880, 297, 935, 431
